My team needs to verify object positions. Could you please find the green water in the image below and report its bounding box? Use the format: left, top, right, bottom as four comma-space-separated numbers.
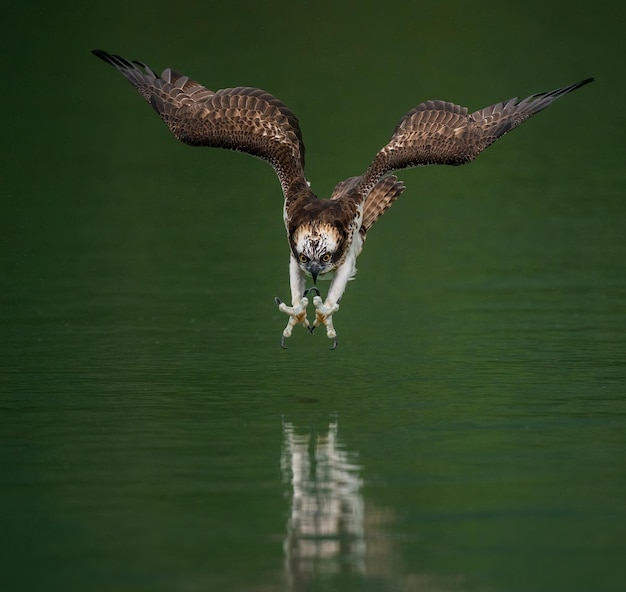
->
2, 1, 625, 591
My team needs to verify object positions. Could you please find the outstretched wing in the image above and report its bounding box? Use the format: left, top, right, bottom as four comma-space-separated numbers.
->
359, 78, 593, 196
92, 50, 306, 196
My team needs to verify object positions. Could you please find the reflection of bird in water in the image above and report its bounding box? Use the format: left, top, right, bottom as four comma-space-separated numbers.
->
280, 419, 365, 585
279, 418, 476, 591
92, 50, 592, 348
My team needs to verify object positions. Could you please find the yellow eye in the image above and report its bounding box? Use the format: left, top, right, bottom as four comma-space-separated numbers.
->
321, 253, 331, 263
299, 254, 308, 264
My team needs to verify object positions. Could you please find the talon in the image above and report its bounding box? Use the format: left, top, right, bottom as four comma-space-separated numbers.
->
329, 336, 338, 350
275, 297, 283, 305
280, 335, 287, 349
304, 286, 320, 297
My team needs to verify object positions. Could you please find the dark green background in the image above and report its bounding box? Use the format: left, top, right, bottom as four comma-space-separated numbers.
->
2, 1, 625, 591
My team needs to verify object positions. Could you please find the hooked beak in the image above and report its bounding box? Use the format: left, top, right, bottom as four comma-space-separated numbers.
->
309, 261, 320, 284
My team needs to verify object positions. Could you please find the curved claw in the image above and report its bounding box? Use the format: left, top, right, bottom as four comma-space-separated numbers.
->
304, 286, 320, 298
280, 335, 287, 349
329, 336, 338, 351
275, 297, 283, 305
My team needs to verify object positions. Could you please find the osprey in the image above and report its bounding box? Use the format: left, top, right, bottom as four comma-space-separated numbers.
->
92, 50, 592, 349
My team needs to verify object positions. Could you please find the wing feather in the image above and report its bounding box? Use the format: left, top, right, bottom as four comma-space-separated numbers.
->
331, 175, 405, 232
359, 78, 593, 195
92, 50, 306, 196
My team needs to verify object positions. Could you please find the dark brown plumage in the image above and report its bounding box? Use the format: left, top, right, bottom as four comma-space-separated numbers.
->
92, 49, 592, 348
91, 50, 306, 196
358, 79, 593, 196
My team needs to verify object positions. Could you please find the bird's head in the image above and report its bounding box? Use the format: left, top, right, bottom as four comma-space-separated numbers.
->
292, 223, 343, 283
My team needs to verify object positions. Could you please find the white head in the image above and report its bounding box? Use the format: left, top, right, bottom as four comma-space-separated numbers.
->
292, 223, 343, 282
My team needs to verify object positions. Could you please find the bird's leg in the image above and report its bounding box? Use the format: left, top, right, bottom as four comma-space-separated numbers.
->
311, 256, 355, 349
275, 255, 310, 348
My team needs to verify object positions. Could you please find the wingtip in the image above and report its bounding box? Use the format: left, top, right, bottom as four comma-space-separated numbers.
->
91, 49, 116, 66
578, 77, 595, 87
565, 77, 594, 96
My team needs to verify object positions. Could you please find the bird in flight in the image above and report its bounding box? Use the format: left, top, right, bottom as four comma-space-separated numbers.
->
92, 50, 592, 349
